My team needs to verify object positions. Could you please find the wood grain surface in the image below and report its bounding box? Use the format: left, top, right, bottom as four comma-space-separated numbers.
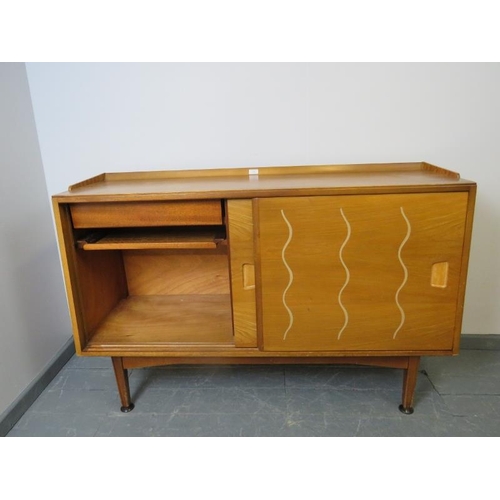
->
123, 250, 230, 296
227, 199, 258, 347
257, 192, 469, 352
55, 163, 474, 203
70, 200, 222, 227
78, 227, 225, 250
88, 295, 233, 347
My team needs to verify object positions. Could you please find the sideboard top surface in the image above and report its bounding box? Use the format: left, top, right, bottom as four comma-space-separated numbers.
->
53, 162, 476, 202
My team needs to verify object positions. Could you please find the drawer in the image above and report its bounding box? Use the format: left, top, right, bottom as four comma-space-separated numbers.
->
70, 200, 223, 228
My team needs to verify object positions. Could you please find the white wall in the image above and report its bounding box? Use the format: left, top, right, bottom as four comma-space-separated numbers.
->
26, 62, 500, 335
0, 63, 71, 415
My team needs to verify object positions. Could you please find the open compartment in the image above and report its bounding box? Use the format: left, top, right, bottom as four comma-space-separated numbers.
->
70, 222, 233, 352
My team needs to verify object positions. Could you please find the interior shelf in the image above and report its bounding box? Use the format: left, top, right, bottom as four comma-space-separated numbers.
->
77, 226, 226, 250
86, 294, 234, 349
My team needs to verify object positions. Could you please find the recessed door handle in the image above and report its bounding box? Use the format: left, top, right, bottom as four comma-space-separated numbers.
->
431, 262, 449, 288
242, 264, 255, 290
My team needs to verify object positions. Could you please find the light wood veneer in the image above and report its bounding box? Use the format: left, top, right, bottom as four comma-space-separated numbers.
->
53, 162, 476, 414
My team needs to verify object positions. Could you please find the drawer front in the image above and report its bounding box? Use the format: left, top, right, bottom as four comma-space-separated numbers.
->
71, 200, 222, 228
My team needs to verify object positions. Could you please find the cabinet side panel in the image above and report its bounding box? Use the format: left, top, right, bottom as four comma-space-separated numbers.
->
53, 201, 129, 351
74, 250, 128, 341
227, 200, 258, 347
52, 200, 86, 353
452, 186, 476, 353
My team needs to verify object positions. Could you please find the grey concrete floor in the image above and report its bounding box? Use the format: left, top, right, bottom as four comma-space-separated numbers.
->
7, 349, 500, 436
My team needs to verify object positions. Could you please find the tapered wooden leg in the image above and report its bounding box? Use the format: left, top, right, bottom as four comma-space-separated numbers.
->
399, 356, 420, 414
112, 357, 135, 413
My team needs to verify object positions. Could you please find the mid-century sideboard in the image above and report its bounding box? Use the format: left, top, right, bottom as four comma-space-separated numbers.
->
52, 162, 476, 414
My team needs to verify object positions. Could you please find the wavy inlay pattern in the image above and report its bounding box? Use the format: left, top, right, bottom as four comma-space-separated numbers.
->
393, 207, 411, 339
281, 210, 294, 341
337, 208, 351, 340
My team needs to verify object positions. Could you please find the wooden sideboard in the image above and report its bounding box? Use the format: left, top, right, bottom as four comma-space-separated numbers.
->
52, 162, 476, 414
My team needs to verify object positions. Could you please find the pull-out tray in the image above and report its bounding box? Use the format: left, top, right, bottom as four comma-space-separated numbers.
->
77, 226, 226, 250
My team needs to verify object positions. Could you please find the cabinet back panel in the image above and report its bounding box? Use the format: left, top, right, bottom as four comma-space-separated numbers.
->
123, 250, 230, 296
